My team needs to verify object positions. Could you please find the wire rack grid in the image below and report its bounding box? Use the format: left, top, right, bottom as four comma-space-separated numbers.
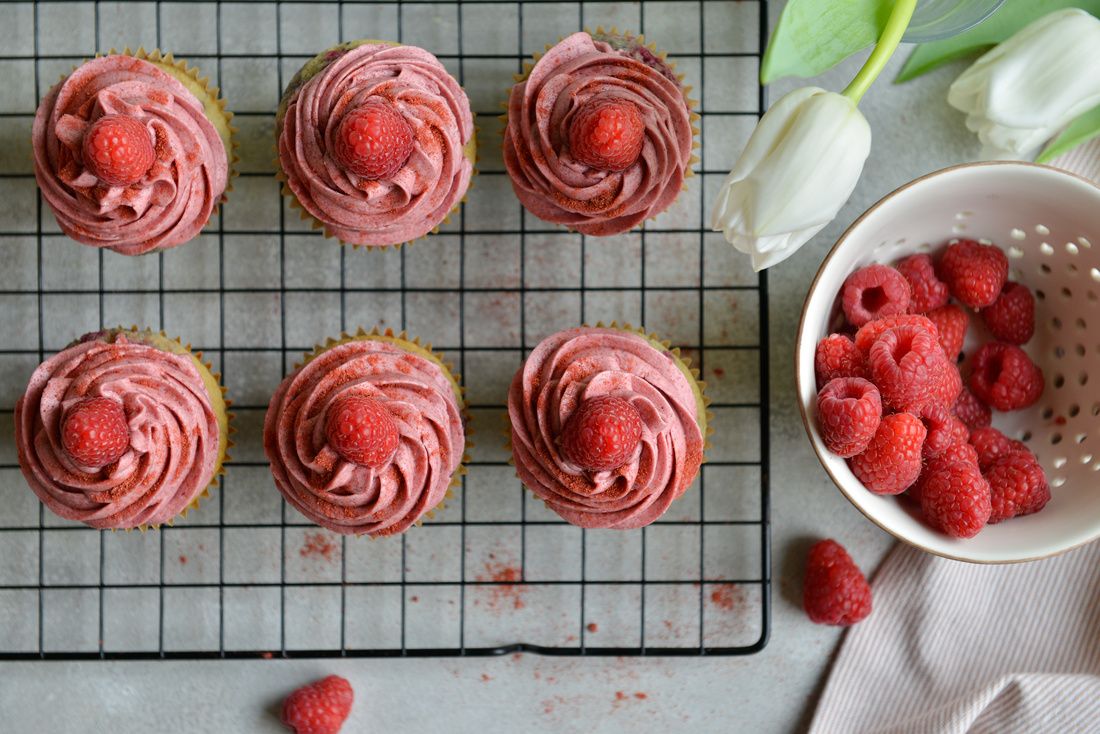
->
0, 0, 770, 659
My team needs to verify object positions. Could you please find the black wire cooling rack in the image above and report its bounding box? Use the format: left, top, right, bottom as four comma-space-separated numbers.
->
0, 0, 770, 659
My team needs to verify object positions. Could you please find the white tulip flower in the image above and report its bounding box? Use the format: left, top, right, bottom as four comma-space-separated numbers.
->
711, 87, 872, 271
948, 8, 1100, 160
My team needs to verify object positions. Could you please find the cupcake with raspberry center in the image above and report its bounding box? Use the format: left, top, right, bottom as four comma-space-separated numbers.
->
507, 325, 708, 529
32, 51, 234, 255
277, 41, 476, 249
264, 329, 467, 536
15, 328, 231, 529
503, 29, 698, 236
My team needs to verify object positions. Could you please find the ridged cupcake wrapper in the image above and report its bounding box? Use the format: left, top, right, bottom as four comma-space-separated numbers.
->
111, 48, 239, 212
297, 327, 471, 536
274, 41, 478, 252
101, 326, 235, 532
500, 27, 701, 216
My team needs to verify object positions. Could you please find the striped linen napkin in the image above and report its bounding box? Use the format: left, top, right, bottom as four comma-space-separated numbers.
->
809, 142, 1100, 734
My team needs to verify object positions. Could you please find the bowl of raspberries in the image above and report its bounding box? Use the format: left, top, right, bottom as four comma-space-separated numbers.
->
797, 162, 1100, 562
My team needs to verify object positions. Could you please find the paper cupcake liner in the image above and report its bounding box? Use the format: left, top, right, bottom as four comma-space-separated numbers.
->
501, 28, 701, 215
99, 326, 235, 531
296, 327, 471, 533
275, 41, 478, 252
112, 48, 239, 212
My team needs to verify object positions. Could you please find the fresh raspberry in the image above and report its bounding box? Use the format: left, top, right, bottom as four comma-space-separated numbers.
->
82, 114, 155, 186
853, 313, 938, 355
568, 98, 644, 172
848, 412, 926, 495
816, 378, 882, 458
938, 239, 1008, 308
979, 282, 1035, 345
909, 441, 980, 505
332, 98, 414, 180
896, 254, 949, 313
560, 396, 643, 471
60, 397, 130, 468
814, 334, 867, 389
968, 342, 1044, 411
926, 304, 968, 361
915, 402, 969, 460
952, 387, 991, 430
281, 675, 354, 734
840, 264, 911, 328
867, 325, 957, 412
919, 460, 991, 538
802, 539, 872, 626
985, 450, 1050, 523
325, 395, 400, 468
969, 426, 1027, 471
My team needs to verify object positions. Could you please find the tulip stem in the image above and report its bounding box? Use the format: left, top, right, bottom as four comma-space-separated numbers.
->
843, 0, 917, 104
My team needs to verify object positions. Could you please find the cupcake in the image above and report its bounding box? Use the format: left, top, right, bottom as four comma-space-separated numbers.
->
507, 324, 708, 529
32, 50, 234, 255
276, 41, 476, 249
14, 328, 231, 529
503, 30, 698, 236
264, 329, 467, 536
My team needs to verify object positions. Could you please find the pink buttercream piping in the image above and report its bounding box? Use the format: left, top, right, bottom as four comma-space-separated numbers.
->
278, 44, 475, 247
264, 340, 465, 536
32, 55, 229, 255
508, 327, 704, 529
503, 32, 693, 236
15, 333, 220, 528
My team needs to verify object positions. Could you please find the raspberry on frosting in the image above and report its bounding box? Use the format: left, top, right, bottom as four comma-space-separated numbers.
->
508, 327, 705, 529
503, 32, 694, 236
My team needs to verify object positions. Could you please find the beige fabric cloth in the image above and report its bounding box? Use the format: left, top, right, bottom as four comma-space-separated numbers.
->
809, 141, 1100, 734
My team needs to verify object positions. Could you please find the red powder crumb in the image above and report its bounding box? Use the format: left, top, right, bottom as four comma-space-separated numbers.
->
634, 692, 647, 700
709, 583, 743, 612
480, 673, 492, 682
300, 532, 336, 561
178, 555, 187, 565
586, 623, 598, 633
1055, 416, 1067, 425
712, 367, 725, 379
260, 652, 273, 660
615, 691, 627, 701
474, 562, 527, 611
410, 595, 420, 603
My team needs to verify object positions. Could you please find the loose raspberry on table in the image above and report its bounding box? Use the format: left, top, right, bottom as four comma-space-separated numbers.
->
953, 387, 992, 431
980, 282, 1035, 345
61, 397, 130, 468
915, 402, 970, 460
853, 313, 938, 355
840, 264, 912, 328
560, 396, 644, 471
325, 395, 400, 468
848, 412, 927, 495
803, 539, 872, 626
568, 98, 645, 172
909, 441, 980, 505
814, 334, 867, 389
969, 426, 1028, 472
986, 450, 1050, 523
926, 304, 968, 361
82, 114, 156, 186
332, 98, 414, 180
920, 460, 991, 538
817, 377, 882, 458
938, 239, 1008, 308
868, 325, 956, 412
282, 675, 354, 734
896, 254, 949, 313
968, 342, 1044, 411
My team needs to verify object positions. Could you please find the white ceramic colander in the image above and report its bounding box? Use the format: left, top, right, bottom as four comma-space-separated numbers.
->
797, 161, 1100, 563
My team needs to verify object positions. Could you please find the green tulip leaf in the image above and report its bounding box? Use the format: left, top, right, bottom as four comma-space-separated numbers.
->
1037, 103, 1100, 163
761, 0, 895, 85
896, 0, 1100, 83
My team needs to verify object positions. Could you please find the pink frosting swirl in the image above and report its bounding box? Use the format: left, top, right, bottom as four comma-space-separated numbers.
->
508, 327, 704, 529
503, 32, 694, 236
32, 55, 229, 256
278, 43, 475, 247
15, 332, 221, 529
264, 339, 465, 536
